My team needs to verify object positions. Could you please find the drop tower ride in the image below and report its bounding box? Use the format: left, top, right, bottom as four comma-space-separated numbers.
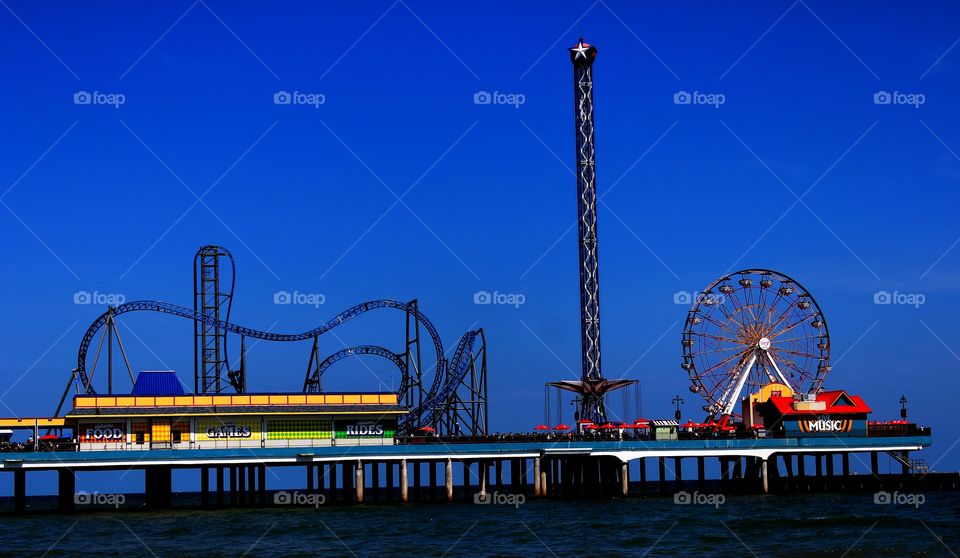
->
548, 39, 636, 425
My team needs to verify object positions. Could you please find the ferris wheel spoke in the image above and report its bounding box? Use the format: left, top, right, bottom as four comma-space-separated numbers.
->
693, 331, 743, 345
697, 346, 752, 376
764, 299, 797, 335
771, 334, 820, 344
770, 347, 820, 359
699, 313, 738, 333
769, 316, 810, 339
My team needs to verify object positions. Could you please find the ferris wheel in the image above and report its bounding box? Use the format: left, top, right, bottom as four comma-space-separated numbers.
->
681, 269, 830, 418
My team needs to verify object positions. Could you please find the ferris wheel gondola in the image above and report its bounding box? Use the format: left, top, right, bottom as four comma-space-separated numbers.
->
681, 269, 830, 418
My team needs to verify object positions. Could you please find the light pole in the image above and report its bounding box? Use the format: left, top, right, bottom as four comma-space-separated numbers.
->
672, 395, 684, 423
900, 395, 908, 420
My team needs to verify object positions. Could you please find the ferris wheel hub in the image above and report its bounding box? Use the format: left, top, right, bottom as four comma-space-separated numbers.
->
758, 337, 771, 351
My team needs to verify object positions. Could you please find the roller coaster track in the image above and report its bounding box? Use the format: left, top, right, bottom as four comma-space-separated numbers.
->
408, 329, 479, 429
76, 300, 446, 400
305, 345, 407, 394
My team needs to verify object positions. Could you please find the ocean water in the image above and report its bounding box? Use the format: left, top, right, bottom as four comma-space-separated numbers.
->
0, 491, 957, 557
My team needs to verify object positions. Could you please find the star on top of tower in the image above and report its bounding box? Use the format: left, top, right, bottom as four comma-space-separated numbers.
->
569, 38, 597, 66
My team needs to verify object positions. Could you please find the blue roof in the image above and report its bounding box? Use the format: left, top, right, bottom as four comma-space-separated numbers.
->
131, 371, 186, 396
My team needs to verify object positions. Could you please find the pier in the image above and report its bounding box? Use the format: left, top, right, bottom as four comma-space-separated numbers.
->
1, 433, 941, 512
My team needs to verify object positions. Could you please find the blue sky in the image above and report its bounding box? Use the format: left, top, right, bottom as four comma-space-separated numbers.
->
2, 0, 960, 487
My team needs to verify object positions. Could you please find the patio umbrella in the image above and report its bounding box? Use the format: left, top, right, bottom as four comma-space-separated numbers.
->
418, 426, 436, 433
554, 424, 571, 431
534, 425, 550, 431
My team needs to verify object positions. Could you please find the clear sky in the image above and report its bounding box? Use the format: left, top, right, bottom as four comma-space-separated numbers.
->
1, 0, 959, 488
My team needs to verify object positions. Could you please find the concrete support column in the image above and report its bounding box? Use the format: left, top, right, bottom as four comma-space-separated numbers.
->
621, 461, 629, 496
372, 461, 380, 501
356, 461, 364, 503
761, 459, 769, 494
342, 462, 352, 502
479, 460, 488, 499
512, 458, 522, 493
842, 453, 850, 478
870, 451, 879, 477
445, 459, 454, 501
200, 467, 209, 507
385, 461, 394, 501
216, 467, 224, 506
248, 466, 256, 505
413, 460, 421, 501
674, 457, 683, 487
533, 457, 542, 497
58, 469, 75, 512
330, 462, 338, 503
14, 469, 26, 513
462, 461, 471, 501
145, 466, 172, 509
658, 457, 666, 493
229, 466, 237, 505
637, 457, 647, 494
400, 459, 409, 503
797, 454, 806, 477
237, 466, 245, 505
430, 461, 438, 500
826, 453, 835, 477
901, 451, 910, 475
258, 465, 266, 505
697, 457, 706, 491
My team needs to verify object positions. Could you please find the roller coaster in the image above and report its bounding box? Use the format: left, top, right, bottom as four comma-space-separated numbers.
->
56, 246, 488, 436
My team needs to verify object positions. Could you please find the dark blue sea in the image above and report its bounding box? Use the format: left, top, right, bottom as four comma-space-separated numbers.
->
1, 491, 957, 557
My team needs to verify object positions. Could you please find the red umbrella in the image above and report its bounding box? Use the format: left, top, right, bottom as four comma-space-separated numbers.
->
634, 418, 650, 423
600, 423, 619, 430
585, 424, 599, 430
750, 424, 763, 430
39, 434, 59, 440
554, 424, 570, 431
534, 425, 550, 431
577, 419, 594, 424
682, 420, 700, 429
418, 426, 436, 433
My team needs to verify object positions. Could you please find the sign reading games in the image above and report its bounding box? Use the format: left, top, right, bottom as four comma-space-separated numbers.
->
197, 420, 259, 441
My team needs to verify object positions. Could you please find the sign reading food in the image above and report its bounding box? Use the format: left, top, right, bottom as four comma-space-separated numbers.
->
80, 423, 125, 443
